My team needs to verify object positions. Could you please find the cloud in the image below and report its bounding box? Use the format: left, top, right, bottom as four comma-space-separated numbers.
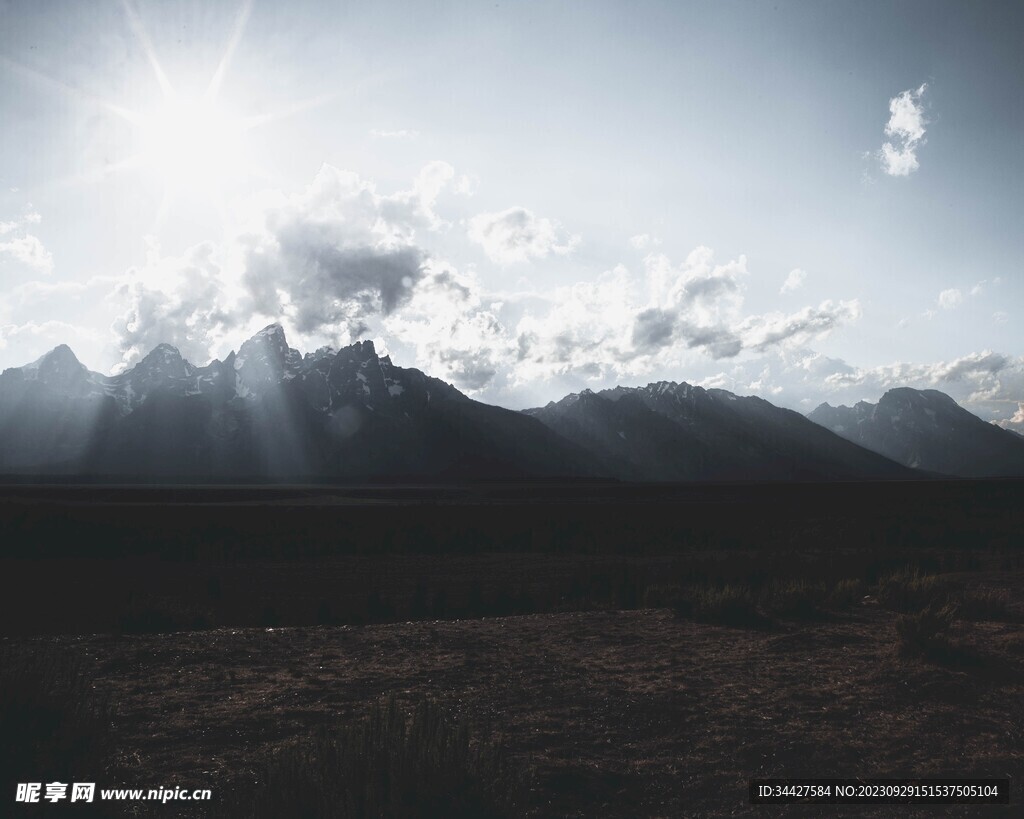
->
937, 288, 962, 309
0, 206, 53, 274
815, 350, 1024, 429
631, 307, 676, 351
824, 349, 1011, 390
879, 83, 928, 176
780, 268, 807, 294
369, 129, 420, 139
62, 163, 864, 399
0, 234, 54, 274
628, 233, 661, 251
742, 300, 861, 351
510, 247, 858, 385
468, 207, 580, 264
110, 242, 237, 370
382, 264, 513, 392
0, 320, 100, 353
240, 162, 460, 341
453, 174, 480, 197
936, 350, 1009, 382
663, 345, 1024, 433
677, 322, 743, 359
994, 402, 1024, 432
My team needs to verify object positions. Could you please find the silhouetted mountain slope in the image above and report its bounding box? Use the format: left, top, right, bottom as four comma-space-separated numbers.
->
11, 330, 1008, 482
525, 381, 913, 481
808, 388, 1024, 477
0, 325, 602, 479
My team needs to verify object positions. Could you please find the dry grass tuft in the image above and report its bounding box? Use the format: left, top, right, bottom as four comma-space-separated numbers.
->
0, 647, 113, 797
241, 697, 528, 819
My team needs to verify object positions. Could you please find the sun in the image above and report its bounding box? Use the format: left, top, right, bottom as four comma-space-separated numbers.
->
5, 0, 331, 228
138, 94, 246, 195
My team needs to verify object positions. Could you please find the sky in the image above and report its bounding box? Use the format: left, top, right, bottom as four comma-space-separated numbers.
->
0, 0, 1022, 428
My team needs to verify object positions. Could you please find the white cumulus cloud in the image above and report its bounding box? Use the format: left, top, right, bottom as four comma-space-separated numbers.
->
938, 288, 962, 310
468, 207, 580, 265
879, 83, 928, 177
628, 233, 661, 251
0, 205, 53, 274
780, 268, 807, 294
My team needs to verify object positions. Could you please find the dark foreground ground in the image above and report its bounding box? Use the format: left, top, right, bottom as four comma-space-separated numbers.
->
1, 480, 1022, 816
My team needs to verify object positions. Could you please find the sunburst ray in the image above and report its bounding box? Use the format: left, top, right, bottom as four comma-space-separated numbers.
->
206, 0, 254, 103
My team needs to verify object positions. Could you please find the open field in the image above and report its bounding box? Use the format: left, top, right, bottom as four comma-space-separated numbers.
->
1, 481, 1022, 815
4, 580, 1023, 817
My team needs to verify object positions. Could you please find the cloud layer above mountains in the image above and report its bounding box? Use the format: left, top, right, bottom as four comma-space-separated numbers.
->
3, 157, 1021, 431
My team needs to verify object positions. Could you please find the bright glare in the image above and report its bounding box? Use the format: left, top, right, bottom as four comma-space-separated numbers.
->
139, 95, 246, 194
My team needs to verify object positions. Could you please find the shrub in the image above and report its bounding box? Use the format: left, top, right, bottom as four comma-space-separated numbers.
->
875, 570, 949, 613
954, 588, 1015, 622
242, 697, 528, 818
827, 578, 866, 609
761, 580, 828, 620
0, 648, 113, 798
642, 584, 685, 609
674, 585, 763, 628
894, 603, 959, 658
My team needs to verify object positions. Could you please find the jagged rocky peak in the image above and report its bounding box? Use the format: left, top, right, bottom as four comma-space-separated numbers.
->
604, 380, 703, 405
535, 388, 603, 413
235, 323, 303, 386
16, 344, 90, 392
335, 339, 378, 362
304, 345, 338, 364
28, 343, 84, 374
134, 343, 191, 376
647, 380, 702, 400
567, 388, 596, 403
238, 323, 290, 358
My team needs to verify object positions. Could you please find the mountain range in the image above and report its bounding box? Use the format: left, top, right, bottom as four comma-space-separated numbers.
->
0, 325, 1020, 480
807, 389, 1024, 478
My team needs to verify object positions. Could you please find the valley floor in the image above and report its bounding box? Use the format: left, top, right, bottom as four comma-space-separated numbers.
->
10, 572, 1023, 817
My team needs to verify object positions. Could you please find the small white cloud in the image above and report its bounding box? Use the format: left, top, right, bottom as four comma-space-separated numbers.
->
369, 129, 420, 140
0, 205, 52, 274
468, 207, 580, 265
993, 311, 1008, 324
628, 233, 661, 251
879, 83, 928, 177
453, 173, 480, 197
994, 402, 1024, 431
938, 288, 962, 310
780, 268, 807, 294
0, 233, 53, 274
